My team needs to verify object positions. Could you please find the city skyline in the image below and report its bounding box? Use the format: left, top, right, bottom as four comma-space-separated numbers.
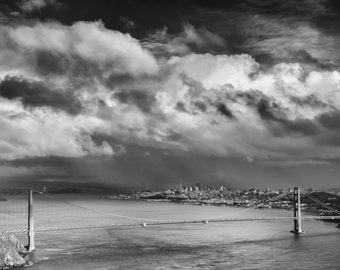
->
1, 0, 340, 190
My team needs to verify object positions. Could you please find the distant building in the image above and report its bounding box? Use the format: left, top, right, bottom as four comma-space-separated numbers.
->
285, 187, 293, 193
307, 188, 314, 193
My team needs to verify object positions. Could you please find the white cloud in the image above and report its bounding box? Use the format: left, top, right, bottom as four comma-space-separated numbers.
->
0, 98, 121, 160
246, 156, 254, 163
168, 53, 259, 89
7, 21, 158, 77
19, 0, 61, 12
143, 23, 225, 58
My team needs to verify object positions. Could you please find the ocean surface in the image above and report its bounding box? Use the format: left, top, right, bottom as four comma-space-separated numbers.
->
1, 194, 339, 269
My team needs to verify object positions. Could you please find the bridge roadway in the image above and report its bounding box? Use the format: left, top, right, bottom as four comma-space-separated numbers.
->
8, 215, 340, 234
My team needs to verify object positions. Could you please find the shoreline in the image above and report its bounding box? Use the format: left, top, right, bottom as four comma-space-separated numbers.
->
101, 197, 340, 220
101, 196, 293, 211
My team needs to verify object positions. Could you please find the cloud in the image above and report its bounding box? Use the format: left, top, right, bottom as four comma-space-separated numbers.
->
0, 20, 160, 160
168, 53, 259, 89
143, 23, 225, 58
145, 53, 340, 160
246, 156, 254, 163
1, 18, 340, 165
240, 14, 330, 62
0, 76, 82, 115
256, 98, 320, 136
19, 0, 61, 12
5, 20, 158, 78
0, 164, 33, 178
194, 0, 340, 68
119, 16, 135, 30
259, 159, 331, 167
114, 89, 156, 113
0, 99, 122, 160
171, 23, 225, 52
318, 110, 340, 130
216, 103, 235, 119
4, 1, 340, 190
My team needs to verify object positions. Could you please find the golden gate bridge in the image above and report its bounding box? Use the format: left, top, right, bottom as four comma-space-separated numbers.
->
0, 187, 339, 252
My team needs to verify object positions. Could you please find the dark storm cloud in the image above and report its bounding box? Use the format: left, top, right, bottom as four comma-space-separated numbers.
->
34, 50, 105, 88
290, 95, 331, 109
179, 88, 321, 136
319, 134, 340, 146
216, 103, 234, 119
257, 99, 319, 136
34, 49, 146, 89
315, 111, 340, 146
114, 90, 156, 113
176, 102, 187, 113
291, 50, 335, 70
104, 73, 140, 88
233, 90, 261, 105
35, 50, 69, 75
0, 76, 82, 115
0, 1, 16, 24
318, 110, 340, 130
257, 99, 277, 121
193, 101, 206, 112
284, 119, 320, 136
7, 145, 340, 191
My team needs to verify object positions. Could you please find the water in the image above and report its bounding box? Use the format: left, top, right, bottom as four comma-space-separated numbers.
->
1, 194, 339, 269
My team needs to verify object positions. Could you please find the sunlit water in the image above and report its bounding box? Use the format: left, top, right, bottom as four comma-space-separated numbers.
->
1, 194, 339, 269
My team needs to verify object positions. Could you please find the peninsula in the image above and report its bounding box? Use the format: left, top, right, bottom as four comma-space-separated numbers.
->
102, 185, 340, 214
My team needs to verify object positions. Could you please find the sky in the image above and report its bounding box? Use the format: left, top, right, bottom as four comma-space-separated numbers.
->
1, 0, 340, 191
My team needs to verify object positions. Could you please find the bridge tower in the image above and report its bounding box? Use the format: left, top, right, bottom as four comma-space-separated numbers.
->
27, 189, 35, 251
291, 187, 304, 234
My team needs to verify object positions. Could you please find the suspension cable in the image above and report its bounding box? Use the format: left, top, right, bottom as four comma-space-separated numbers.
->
301, 190, 340, 215
34, 190, 168, 222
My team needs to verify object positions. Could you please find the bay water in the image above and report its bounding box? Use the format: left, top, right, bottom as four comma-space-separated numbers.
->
1, 194, 339, 269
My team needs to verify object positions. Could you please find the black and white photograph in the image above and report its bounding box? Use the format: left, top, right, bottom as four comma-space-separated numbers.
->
0, 0, 339, 269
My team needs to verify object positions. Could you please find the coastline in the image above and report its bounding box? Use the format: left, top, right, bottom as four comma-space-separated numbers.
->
101, 196, 340, 220
101, 188, 340, 215
0, 232, 30, 269
101, 196, 291, 211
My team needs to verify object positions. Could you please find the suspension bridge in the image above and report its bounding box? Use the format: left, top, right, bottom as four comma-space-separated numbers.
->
0, 187, 339, 252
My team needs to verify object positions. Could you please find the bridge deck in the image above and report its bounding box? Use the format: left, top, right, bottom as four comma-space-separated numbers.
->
8, 215, 340, 234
